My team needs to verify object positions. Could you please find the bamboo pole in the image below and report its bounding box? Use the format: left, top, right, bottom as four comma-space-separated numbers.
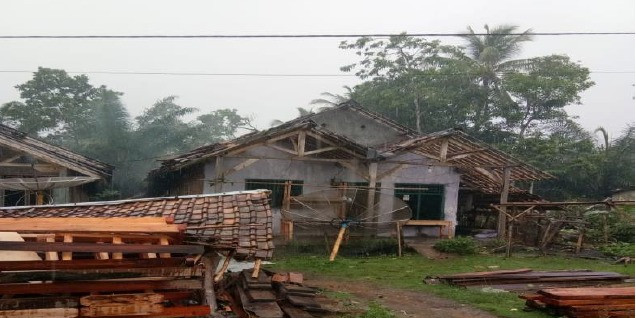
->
329, 224, 348, 261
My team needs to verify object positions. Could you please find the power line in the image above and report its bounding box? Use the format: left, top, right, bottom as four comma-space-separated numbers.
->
0, 32, 633, 39
0, 70, 632, 78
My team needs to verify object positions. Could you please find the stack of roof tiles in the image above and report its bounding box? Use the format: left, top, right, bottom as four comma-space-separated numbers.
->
0, 190, 274, 259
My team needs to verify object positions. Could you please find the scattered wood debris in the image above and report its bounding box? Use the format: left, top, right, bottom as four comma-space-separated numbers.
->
427, 269, 630, 292
220, 269, 339, 318
521, 287, 635, 317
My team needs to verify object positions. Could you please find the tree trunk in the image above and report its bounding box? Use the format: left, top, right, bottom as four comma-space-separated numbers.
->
414, 97, 422, 133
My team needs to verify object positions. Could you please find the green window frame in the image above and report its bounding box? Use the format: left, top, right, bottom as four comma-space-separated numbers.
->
394, 183, 444, 220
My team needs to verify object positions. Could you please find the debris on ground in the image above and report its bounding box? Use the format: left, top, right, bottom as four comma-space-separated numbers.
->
426, 269, 630, 292
520, 286, 635, 317
219, 269, 341, 318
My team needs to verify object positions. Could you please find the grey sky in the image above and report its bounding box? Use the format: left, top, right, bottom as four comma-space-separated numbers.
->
0, 0, 634, 140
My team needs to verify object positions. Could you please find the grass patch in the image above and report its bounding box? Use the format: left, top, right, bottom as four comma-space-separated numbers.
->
266, 253, 634, 318
358, 302, 394, 318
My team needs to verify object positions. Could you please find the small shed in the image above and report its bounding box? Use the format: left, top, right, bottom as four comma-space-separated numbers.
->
0, 124, 112, 206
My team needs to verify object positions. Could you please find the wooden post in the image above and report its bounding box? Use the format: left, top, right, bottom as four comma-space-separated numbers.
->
497, 167, 511, 239
297, 132, 306, 157
439, 138, 449, 162
202, 254, 218, 312
329, 224, 347, 261
214, 156, 224, 193
214, 251, 235, 282
506, 220, 514, 258
396, 222, 402, 257
365, 162, 378, 236
281, 181, 293, 241
575, 228, 585, 254
36, 191, 44, 205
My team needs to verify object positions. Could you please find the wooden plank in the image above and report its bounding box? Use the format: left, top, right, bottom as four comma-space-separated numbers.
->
439, 268, 533, 279
0, 257, 189, 271
0, 279, 203, 294
145, 305, 210, 317
80, 293, 164, 307
538, 287, 635, 300
80, 293, 164, 317
0, 307, 78, 317
0, 296, 78, 310
0, 241, 204, 254
80, 303, 162, 317
159, 236, 170, 259
0, 267, 202, 283
404, 220, 452, 226
62, 234, 73, 260
0, 217, 181, 233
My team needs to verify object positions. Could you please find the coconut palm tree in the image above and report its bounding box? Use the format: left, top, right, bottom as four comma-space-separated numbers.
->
269, 107, 315, 127
309, 86, 353, 109
460, 24, 533, 130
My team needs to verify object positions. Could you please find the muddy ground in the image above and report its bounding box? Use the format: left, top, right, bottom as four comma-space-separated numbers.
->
305, 275, 497, 318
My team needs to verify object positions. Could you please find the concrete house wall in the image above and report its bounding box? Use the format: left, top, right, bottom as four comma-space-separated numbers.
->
200, 146, 461, 236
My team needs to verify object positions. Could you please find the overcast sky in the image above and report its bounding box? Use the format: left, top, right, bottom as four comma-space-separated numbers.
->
0, 0, 634, 140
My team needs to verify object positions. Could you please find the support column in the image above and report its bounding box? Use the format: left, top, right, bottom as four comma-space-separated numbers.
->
365, 162, 378, 236
214, 156, 224, 193
497, 167, 511, 239
52, 168, 69, 204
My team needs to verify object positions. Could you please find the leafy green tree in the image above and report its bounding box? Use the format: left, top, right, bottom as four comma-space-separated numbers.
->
195, 108, 257, 142
0, 67, 98, 143
500, 55, 594, 138
340, 34, 476, 133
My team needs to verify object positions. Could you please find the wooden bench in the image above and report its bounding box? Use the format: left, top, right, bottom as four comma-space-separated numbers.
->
402, 220, 454, 238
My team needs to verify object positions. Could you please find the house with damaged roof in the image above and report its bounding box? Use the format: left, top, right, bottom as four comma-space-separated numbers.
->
0, 124, 112, 206
149, 101, 551, 237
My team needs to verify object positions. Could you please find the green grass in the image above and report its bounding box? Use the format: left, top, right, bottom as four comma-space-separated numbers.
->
266, 253, 634, 318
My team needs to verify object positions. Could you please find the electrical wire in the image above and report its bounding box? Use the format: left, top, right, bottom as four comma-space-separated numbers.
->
0, 32, 632, 39
0, 70, 631, 77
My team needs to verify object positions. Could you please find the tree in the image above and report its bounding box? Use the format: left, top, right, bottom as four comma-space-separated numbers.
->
270, 107, 316, 127
340, 34, 473, 133
195, 108, 257, 144
459, 24, 533, 131
0, 67, 98, 143
309, 86, 353, 108
500, 55, 594, 138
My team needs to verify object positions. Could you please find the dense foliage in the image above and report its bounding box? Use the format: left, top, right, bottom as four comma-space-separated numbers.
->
338, 25, 633, 200
0, 67, 254, 198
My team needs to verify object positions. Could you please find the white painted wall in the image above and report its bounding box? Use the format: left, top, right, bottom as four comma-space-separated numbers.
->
201, 146, 461, 237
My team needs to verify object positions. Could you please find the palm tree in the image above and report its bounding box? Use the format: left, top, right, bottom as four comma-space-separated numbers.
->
594, 127, 610, 152
269, 107, 315, 127
309, 86, 353, 109
460, 24, 533, 130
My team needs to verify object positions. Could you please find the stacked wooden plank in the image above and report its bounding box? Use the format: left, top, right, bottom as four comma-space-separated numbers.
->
221, 270, 336, 318
0, 217, 211, 317
430, 269, 629, 292
0, 190, 274, 259
521, 287, 635, 317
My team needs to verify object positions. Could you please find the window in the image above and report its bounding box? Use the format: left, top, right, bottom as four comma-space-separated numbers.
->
394, 184, 444, 220
245, 179, 303, 208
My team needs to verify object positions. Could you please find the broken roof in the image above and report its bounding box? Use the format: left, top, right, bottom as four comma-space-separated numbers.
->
153, 102, 552, 194
0, 190, 274, 259
0, 124, 112, 179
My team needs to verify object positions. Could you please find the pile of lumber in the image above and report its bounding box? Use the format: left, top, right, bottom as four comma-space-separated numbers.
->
521, 287, 635, 317
220, 269, 336, 318
0, 217, 212, 317
429, 269, 629, 291
0, 190, 274, 259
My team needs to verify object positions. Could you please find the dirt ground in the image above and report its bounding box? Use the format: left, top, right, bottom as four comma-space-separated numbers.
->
305, 275, 498, 318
